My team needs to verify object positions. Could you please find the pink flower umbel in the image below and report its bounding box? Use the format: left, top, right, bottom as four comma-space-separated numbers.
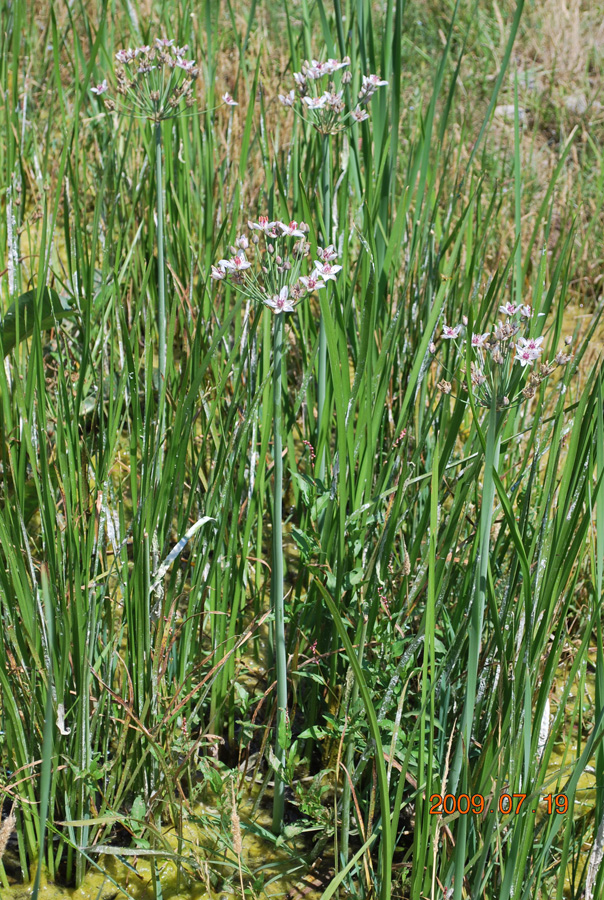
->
210, 213, 340, 316
432, 296, 572, 409
93, 40, 199, 121
280, 53, 387, 135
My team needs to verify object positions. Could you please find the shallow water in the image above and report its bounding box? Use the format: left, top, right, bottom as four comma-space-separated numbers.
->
1, 776, 327, 900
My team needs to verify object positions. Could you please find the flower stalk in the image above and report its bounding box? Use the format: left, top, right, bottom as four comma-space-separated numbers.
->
271, 310, 288, 834
210, 216, 342, 834
453, 396, 501, 793
155, 121, 167, 474
435, 306, 572, 798
317, 134, 331, 481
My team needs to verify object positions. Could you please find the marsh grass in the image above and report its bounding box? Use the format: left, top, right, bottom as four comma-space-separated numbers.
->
0, 0, 603, 898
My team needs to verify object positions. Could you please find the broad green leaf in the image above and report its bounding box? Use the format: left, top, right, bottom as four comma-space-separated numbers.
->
0, 287, 77, 357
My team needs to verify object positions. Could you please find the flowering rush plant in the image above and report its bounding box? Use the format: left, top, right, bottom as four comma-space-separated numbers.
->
210, 216, 342, 313
91, 39, 205, 121
278, 56, 387, 134
435, 301, 572, 409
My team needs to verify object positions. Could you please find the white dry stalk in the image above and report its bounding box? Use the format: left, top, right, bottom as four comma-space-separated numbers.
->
0, 813, 16, 859
56, 702, 71, 736
149, 516, 216, 595
536, 696, 550, 760
6, 179, 19, 296
231, 779, 242, 856
387, 687, 406, 787
586, 807, 604, 900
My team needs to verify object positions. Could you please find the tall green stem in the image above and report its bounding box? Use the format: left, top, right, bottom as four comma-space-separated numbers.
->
155, 121, 166, 478
272, 312, 287, 833
450, 400, 501, 793
450, 399, 501, 900
317, 134, 331, 482
340, 608, 368, 866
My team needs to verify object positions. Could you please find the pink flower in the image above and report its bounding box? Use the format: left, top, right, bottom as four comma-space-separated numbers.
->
155, 38, 175, 48
351, 106, 370, 122
499, 302, 519, 317
520, 304, 532, 318
115, 49, 136, 63
307, 60, 328, 78
441, 324, 462, 339
515, 347, 539, 367
91, 80, 109, 95
264, 286, 295, 313
517, 336, 544, 354
278, 221, 305, 237
364, 73, 388, 88
279, 90, 296, 107
317, 245, 338, 262
302, 94, 328, 109
313, 261, 342, 281
248, 216, 279, 236
325, 58, 350, 73
219, 253, 251, 272
210, 264, 226, 281
222, 92, 238, 106
325, 90, 344, 108
300, 274, 327, 292
471, 332, 491, 347
176, 58, 197, 73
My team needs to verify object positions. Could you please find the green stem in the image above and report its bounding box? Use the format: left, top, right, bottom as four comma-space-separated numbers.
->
450, 400, 500, 900
451, 400, 501, 794
317, 134, 331, 482
155, 121, 166, 478
272, 312, 287, 834
340, 609, 368, 866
